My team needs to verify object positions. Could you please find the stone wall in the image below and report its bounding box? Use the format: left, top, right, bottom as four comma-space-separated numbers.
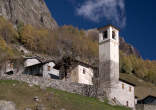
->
0, 74, 97, 97
136, 104, 156, 110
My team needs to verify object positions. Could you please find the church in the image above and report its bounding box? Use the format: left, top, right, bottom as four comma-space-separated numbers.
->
98, 25, 136, 109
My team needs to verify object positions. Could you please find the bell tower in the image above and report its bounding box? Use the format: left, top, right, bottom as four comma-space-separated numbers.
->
98, 25, 119, 88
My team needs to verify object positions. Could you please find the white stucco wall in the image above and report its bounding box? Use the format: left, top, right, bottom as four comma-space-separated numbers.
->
99, 26, 119, 83
24, 59, 41, 67
70, 65, 94, 85
78, 65, 94, 85
99, 26, 119, 62
109, 81, 135, 109
5, 62, 14, 73
42, 62, 59, 79
135, 98, 138, 105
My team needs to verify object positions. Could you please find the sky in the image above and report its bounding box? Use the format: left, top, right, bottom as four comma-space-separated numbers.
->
45, 0, 156, 60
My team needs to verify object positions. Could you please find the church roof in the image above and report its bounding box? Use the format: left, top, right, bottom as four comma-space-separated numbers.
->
23, 55, 55, 64
119, 78, 136, 86
73, 59, 97, 69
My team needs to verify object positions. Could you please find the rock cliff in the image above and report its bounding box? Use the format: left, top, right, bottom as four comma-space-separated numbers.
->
119, 37, 140, 57
0, 0, 58, 30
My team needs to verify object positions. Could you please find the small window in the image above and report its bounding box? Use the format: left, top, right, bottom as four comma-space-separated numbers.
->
83, 69, 86, 74
103, 31, 107, 40
48, 66, 51, 71
112, 31, 116, 39
10, 63, 13, 68
129, 87, 132, 92
122, 84, 124, 89
126, 101, 129, 107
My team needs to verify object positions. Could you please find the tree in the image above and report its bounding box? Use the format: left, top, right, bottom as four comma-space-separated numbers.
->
0, 17, 18, 43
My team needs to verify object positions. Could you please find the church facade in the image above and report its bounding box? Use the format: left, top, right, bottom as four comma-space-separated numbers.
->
98, 25, 135, 109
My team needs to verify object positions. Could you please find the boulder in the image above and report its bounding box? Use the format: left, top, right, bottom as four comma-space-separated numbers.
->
0, 100, 16, 110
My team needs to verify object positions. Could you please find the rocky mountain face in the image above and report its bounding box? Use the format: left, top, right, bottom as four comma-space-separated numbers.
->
0, 0, 58, 30
119, 37, 140, 58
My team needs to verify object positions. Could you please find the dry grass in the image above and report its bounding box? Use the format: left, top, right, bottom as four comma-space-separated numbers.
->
0, 80, 130, 110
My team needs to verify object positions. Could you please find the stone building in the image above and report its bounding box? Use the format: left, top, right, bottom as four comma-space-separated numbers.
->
5, 60, 14, 75
98, 25, 135, 109
24, 57, 59, 79
0, 60, 15, 75
68, 60, 94, 85
42, 61, 59, 79
138, 95, 156, 104
109, 79, 136, 107
136, 96, 156, 110
136, 95, 156, 110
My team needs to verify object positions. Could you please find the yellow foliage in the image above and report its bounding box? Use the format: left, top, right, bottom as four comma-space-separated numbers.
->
120, 50, 156, 84
0, 17, 18, 43
0, 36, 14, 62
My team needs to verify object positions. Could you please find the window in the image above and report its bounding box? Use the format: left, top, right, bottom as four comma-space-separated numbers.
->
83, 68, 86, 74
122, 84, 124, 89
48, 66, 51, 71
129, 87, 132, 92
10, 63, 13, 68
103, 31, 107, 40
112, 31, 116, 39
126, 101, 129, 107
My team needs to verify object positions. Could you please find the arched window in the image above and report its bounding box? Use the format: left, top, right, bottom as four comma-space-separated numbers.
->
112, 31, 116, 39
103, 31, 108, 40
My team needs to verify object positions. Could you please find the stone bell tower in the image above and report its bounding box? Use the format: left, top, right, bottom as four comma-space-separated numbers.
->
98, 25, 119, 88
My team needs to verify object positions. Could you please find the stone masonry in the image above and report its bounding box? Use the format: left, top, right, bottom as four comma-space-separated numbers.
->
136, 104, 156, 110
0, 74, 97, 98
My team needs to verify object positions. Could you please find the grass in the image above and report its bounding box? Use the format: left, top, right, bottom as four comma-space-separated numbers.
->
0, 80, 130, 110
120, 73, 156, 99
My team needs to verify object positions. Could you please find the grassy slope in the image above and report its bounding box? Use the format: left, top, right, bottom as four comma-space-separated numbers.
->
120, 73, 156, 99
0, 80, 130, 110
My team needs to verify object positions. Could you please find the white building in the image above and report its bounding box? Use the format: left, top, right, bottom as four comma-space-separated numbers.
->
42, 62, 59, 79
68, 60, 94, 85
109, 79, 135, 108
24, 57, 59, 79
98, 25, 135, 109
5, 60, 14, 74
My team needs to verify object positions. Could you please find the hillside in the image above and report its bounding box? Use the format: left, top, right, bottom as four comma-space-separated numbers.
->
0, 0, 156, 104
0, 15, 156, 88
0, 80, 130, 110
